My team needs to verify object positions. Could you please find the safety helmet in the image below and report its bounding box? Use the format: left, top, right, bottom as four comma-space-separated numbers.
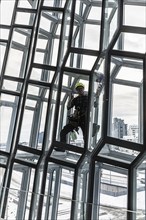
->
75, 82, 85, 89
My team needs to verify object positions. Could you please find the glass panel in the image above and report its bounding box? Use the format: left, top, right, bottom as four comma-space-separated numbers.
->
0, 94, 19, 152
12, 28, 32, 46
61, 2, 72, 60
15, 150, 40, 164
0, 28, 10, 40
34, 11, 63, 66
51, 150, 82, 164
2, 187, 144, 220
72, 19, 100, 50
66, 53, 97, 70
19, 84, 50, 150
108, 57, 143, 144
42, 169, 56, 219
15, 12, 36, 26
5, 48, 24, 77
43, 0, 66, 8
136, 159, 145, 219
0, 0, 15, 25
73, 1, 101, 50
4, 164, 35, 220
100, 167, 128, 219
82, 54, 97, 70
99, 144, 140, 164
30, 67, 55, 83
88, 6, 101, 20
19, 109, 33, 146
3, 188, 38, 220
116, 67, 143, 83
114, 32, 146, 53
6, 168, 23, 219
124, 4, 146, 28
74, 156, 89, 220
2, 79, 22, 92
41, 165, 75, 220
102, 0, 118, 50
57, 168, 74, 219
109, 85, 141, 143
18, 0, 38, 9
84, 24, 100, 50
4, 28, 32, 78
1, 1, 146, 219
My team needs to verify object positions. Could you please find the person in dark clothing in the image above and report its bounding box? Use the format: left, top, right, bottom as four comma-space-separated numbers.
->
60, 82, 88, 143
54, 82, 88, 154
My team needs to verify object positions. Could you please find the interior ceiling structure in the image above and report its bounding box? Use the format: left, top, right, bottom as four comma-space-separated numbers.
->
0, 0, 146, 219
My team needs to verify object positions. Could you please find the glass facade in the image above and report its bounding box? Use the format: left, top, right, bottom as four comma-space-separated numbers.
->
0, 0, 146, 219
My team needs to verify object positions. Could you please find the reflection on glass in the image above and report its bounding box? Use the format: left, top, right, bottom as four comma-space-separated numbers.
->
4, 164, 35, 220
99, 144, 140, 164
100, 168, 128, 209
51, 150, 82, 164
15, 150, 40, 163
57, 168, 74, 219
1, 171, 145, 220
42, 165, 74, 220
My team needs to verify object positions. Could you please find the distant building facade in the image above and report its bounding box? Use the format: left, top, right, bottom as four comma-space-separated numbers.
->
123, 124, 139, 143
112, 118, 139, 143
128, 125, 139, 138
112, 117, 128, 138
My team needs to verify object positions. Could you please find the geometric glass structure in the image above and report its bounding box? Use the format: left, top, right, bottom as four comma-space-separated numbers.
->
0, 0, 146, 219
